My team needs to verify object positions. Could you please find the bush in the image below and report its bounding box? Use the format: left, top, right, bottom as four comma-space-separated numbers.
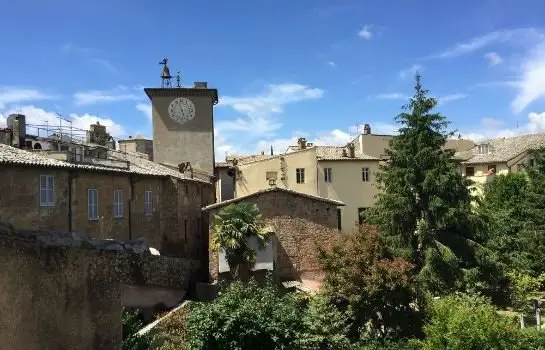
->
153, 306, 189, 350
320, 225, 426, 342
122, 309, 156, 350
186, 279, 306, 349
298, 293, 353, 350
420, 293, 522, 350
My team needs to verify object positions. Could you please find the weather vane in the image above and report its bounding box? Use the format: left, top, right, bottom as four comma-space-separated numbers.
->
176, 71, 181, 88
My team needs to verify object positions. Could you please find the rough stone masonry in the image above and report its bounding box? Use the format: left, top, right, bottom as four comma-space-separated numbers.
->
0, 222, 199, 350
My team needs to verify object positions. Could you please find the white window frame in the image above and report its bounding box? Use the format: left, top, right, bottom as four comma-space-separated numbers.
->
113, 189, 123, 218
296, 168, 305, 184
362, 167, 370, 182
39, 175, 55, 207
144, 190, 153, 216
324, 168, 332, 183
88, 189, 99, 220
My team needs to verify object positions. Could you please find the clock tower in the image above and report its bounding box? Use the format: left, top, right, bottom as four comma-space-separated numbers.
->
144, 80, 218, 178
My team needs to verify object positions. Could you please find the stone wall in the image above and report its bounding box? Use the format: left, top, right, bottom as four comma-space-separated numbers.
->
0, 165, 214, 263
207, 190, 342, 282
0, 223, 200, 350
0, 228, 121, 349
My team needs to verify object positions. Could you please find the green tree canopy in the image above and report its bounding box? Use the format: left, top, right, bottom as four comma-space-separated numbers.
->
210, 203, 272, 279
320, 225, 426, 342
368, 73, 491, 295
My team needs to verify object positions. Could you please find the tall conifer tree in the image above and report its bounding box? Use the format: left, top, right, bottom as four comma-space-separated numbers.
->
369, 73, 484, 293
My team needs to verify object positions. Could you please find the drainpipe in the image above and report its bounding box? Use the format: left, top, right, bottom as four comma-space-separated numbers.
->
67, 171, 77, 232
129, 175, 135, 240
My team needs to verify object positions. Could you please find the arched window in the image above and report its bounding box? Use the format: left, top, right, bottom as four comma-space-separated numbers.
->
33, 142, 42, 150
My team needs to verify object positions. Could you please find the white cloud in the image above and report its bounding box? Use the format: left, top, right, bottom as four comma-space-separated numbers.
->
511, 40, 545, 113
0, 105, 126, 140
217, 83, 323, 137
136, 103, 152, 121
461, 112, 545, 141
480, 117, 504, 129
358, 25, 373, 40
74, 86, 143, 106
399, 64, 422, 79
484, 52, 503, 66
374, 93, 409, 100
62, 43, 118, 73
214, 83, 324, 155
437, 93, 468, 105
429, 27, 543, 59
327, 61, 336, 68
0, 87, 57, 109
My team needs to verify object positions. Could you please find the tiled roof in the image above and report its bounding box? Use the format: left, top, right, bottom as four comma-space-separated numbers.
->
215, 161, 231, 168
315, 146, 378, 160
455, 133, 545, 164
202, 186, 345, 211
0, 144, 210, 184
225, 154, 275, 165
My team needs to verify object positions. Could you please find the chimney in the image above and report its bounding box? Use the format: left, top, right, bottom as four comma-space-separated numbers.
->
128, 135, 132, 139
193, 81, 208, 89
9, 114, 26, 148
347, 143, 356, 158
297, 137, 307, 150
261, 151, 265, 155
270, 145, 273, 155
363, 124, 371, 135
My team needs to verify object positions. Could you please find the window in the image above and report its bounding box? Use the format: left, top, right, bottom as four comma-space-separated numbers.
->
530, 158, 536, 167
184, 184, 189, 195
144, 190, 153, 216
477, 144, 489, 154
362, 168, 370, 182
324, 168, 332, 183
88, 189, 98, 220
113, 190, 123, 218
358, 207, 368, 225
266, 171, 278, 180
488, 164, 496, 174
465, 166, 475, 177
336, 209, 342, 231
296, 168, 305, 184
39, 175, 55, 207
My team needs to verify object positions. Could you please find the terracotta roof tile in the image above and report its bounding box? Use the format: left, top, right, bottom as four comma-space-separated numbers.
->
202, 186, 345, 211
315, 146, 378, 160
455, 133, 545, 164
0, 144, 210, 184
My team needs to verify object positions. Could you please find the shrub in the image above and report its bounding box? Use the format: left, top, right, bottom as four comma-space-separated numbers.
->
122, 309, 155, 350
420, 293, 522, 350
153, 306, 189, 350
186, 279, 306, 349
298, 293, 353, 350
320, 225, 426, 342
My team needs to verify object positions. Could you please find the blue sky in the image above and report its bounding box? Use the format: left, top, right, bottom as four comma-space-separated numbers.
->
1, 0, 545, 157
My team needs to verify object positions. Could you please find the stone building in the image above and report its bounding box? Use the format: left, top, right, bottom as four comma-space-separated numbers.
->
203, 187, 344, 285
0, 143, 214, 262
118, 135, 154, 161
145, 82, 219, 178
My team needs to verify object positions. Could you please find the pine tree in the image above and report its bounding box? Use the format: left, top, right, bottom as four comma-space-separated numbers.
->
369, 73, 486, 294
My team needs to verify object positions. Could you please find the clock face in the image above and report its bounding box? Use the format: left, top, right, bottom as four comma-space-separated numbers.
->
168, 97, 196, 124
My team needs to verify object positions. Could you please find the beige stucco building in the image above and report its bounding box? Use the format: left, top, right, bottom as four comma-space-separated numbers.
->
235, 137, 380, 233
455, 133, 545, 195
228, 124, 475, 234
